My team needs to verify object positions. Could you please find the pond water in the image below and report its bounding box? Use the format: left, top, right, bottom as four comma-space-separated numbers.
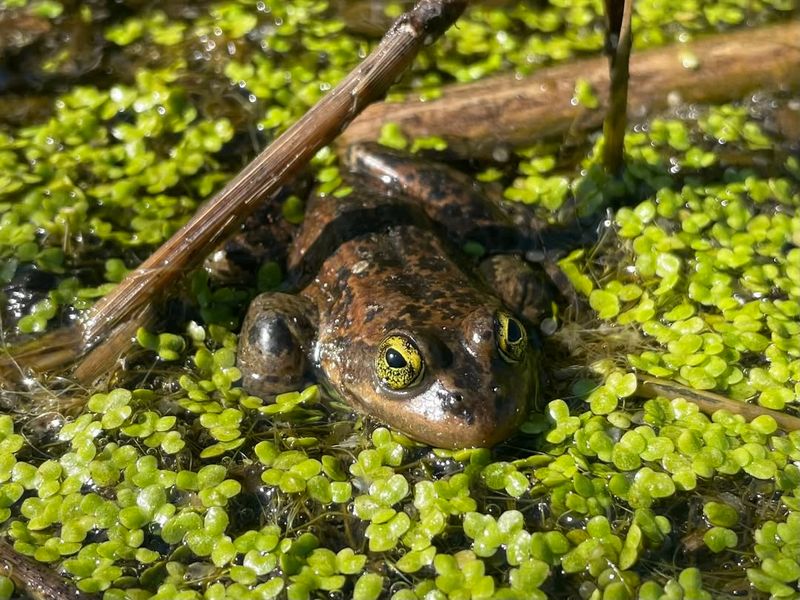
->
1, 1, 800, 599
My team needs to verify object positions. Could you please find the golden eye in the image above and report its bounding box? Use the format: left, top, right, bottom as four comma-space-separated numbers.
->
376, 335, 425, 390
495, 312, 527, 363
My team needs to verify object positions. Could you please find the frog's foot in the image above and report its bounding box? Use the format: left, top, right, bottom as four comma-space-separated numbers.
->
237, 293, 317, 398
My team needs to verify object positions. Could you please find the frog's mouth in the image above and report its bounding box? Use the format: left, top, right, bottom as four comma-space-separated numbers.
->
362, 375, 533, 449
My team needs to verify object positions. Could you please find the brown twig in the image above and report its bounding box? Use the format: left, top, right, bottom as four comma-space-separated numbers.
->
339, 21, 800, 157
0, 0, 468, 384
601, 0, 633, 174
0, 539, 97, 600
637, 375, 800, 431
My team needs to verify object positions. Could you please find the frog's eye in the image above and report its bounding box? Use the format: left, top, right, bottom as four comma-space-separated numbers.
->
376, 334, 425, 390
495, 312, 528, 363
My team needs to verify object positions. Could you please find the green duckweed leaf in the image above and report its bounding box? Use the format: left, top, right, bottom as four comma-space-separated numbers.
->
704, 502, 739, 528
704, 527, 738, 553
589, 289, 620, 319
353, 573, 384, 600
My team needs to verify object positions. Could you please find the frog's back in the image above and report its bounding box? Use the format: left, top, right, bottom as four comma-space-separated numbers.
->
287, 186, 486, 338
287, 144, 522, 281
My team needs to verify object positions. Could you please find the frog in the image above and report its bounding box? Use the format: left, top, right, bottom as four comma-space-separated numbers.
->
237, 143, 574, 448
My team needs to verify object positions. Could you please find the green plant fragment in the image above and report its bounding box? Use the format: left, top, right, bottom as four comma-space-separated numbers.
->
353, 573, 384, 600
704, 527, 738, 553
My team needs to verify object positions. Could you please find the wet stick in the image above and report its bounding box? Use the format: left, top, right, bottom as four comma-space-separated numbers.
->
340, 21, 800, 158
0, 539, 96, 600
636, 375, 800, 432
0, 0, 468, 384
601, 0, 633, 174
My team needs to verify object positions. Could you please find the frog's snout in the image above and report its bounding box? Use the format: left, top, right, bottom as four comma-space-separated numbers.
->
422, 370, 531, 449
438, 388, 470, 423
472, 386, 529, 447
381, 312, 537, 448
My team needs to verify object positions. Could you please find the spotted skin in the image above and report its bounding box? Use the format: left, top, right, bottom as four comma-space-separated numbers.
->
238, 145, 547, 448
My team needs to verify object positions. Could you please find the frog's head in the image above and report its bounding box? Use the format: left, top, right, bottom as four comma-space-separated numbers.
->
325, 304, 539, 448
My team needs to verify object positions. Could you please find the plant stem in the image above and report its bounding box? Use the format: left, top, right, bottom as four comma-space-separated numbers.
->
601, 0, 633, 174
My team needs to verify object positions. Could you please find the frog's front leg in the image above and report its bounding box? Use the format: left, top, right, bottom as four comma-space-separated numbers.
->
237, 293, 318, 398
478, 254, 555, 326
480, 254, 583, 334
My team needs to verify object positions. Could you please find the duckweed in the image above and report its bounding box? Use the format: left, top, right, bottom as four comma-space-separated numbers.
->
3, 0, 800, 598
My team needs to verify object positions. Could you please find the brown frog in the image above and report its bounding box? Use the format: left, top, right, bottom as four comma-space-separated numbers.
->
237, 144, 568, 448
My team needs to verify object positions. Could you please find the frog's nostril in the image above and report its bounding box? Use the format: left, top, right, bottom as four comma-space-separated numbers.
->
438, 390, 472, 423
438, 389, 463, 405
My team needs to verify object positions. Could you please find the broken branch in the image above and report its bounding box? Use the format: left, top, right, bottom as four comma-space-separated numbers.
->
637, 375, 800, 431
340, 21, 800, 157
